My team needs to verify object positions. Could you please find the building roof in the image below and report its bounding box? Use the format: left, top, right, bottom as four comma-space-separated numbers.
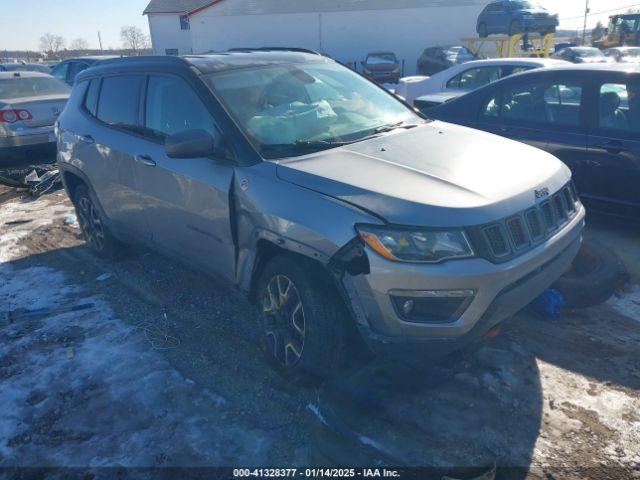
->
143, 0, 221, 15
144, 0, 484, 16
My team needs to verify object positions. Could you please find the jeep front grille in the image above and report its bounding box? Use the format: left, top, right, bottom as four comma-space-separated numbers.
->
468, 182, 581, 263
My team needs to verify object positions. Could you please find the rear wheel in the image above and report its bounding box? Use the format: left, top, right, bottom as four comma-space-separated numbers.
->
74, 184, 125, 259
257, 254, 352, 380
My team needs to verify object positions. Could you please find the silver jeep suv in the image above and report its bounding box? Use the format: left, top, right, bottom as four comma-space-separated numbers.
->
56, 51, 584, 376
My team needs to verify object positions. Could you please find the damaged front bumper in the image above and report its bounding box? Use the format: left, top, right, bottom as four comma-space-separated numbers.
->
338, 207, 585, 360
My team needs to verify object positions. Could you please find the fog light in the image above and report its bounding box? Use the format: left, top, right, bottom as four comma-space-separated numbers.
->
402, 299, 415, 315
390, 289, 476, 324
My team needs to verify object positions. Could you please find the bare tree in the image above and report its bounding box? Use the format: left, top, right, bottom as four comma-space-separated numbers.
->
120, 26, 150, 54
39, 33, 66, 55
70, 38, 89, 51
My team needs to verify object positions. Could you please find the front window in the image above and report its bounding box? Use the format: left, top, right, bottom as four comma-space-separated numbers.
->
0, 76, 70, 100
206, 61, 421, 159
447, 66, 503, 90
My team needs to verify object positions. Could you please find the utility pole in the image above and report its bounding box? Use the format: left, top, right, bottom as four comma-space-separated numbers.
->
98, 31, 104, 51
582, 0, 590, 45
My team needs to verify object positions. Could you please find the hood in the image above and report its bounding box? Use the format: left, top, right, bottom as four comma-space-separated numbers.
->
575, 56, 608, 63
416, 91, 464, 104
276, 122, 570, 227
518, 8, 549, 15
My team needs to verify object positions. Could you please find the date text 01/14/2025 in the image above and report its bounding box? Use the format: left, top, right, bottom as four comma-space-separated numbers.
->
233, 469, 401, 478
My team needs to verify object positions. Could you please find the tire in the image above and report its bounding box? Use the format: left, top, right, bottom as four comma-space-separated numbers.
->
509, 20, 521, 36
73, 184, 125, 259
552, 240, 627, 308
478, 23, 488, 38
256, 254, 353, 380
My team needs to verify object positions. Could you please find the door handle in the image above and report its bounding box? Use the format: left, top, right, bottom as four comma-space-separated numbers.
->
135, 154, 156, 167
80, 134, 95, 144
593, 141, 629, 154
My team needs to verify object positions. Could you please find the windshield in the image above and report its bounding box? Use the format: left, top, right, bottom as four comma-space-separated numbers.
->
0, 76, 70, 100
207, 61, 420, 159
510, 1, 543, 9
576, 48, 605, 58
366, 53, 397, 64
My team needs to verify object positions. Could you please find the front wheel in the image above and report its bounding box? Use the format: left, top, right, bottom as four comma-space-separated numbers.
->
257, 254, 353, 380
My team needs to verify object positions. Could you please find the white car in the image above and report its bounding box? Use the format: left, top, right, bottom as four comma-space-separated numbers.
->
396, 58, 568, 106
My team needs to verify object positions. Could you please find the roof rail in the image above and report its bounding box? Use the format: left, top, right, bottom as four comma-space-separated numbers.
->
227, 47, 322, 55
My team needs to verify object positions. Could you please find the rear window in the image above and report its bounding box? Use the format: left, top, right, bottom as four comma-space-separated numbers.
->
96, 75, 143, 128
0, 76, 70, 100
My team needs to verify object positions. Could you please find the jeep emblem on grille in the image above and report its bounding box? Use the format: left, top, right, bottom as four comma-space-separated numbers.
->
535, 187, 550, 200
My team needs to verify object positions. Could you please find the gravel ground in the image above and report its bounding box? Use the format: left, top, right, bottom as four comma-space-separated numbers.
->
0, 185, 639, 477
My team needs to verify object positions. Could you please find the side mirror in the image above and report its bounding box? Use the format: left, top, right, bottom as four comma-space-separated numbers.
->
164, 129, 216, 159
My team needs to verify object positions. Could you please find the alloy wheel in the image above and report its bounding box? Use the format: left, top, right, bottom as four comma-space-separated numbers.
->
77, 196, 106, 252
261, 275, 306, 367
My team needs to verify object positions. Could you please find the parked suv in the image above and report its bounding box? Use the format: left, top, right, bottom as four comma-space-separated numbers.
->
477, 0, 559, 37
51, 56, 120, 86
56, 52, 584, 376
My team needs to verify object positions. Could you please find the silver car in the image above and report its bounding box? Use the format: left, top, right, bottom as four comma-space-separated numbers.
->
56, 51, 584, 377
1, 71, 70, 168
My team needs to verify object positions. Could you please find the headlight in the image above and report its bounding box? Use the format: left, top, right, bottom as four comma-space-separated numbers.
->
356, 224, 474, 263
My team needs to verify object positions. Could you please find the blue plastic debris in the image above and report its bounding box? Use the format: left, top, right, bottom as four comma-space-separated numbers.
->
529, 289, 565, 319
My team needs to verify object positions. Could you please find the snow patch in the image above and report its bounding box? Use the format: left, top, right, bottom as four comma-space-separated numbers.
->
0, 195, 75, 263
608, 285, 640, 323
0, 264, 270, 466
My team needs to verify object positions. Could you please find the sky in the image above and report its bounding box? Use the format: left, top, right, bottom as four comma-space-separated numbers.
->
0, 0, 639, 52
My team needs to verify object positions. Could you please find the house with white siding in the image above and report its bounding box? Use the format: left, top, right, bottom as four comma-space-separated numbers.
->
143, 0, 489, 75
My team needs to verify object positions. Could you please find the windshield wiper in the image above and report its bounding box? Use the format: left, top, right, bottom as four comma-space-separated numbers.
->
374, 121, 420, 134
262, 139, 352, 153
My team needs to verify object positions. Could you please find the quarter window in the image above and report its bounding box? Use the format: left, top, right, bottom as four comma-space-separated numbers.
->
597, 83, 640, 133
84, 79, 101, 117
96, 75, 143, 129
145, 75, 218, 139
447, 67, 503, 90
482, 80, 583, 126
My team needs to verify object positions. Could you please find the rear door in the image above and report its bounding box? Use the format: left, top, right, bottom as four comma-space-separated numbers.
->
583, 74, 640, 215
133, 73, 237, 282
471, 72, 589, 180
78, 74, 151, 242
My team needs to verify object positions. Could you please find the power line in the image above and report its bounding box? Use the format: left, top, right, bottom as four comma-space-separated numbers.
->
560, 2, 640, 21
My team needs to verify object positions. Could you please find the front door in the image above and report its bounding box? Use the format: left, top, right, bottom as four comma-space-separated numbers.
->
133, 73, 237, 282
584, 79, 640, 216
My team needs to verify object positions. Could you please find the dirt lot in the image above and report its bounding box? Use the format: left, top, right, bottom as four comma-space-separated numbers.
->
0, 184, 639, 478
